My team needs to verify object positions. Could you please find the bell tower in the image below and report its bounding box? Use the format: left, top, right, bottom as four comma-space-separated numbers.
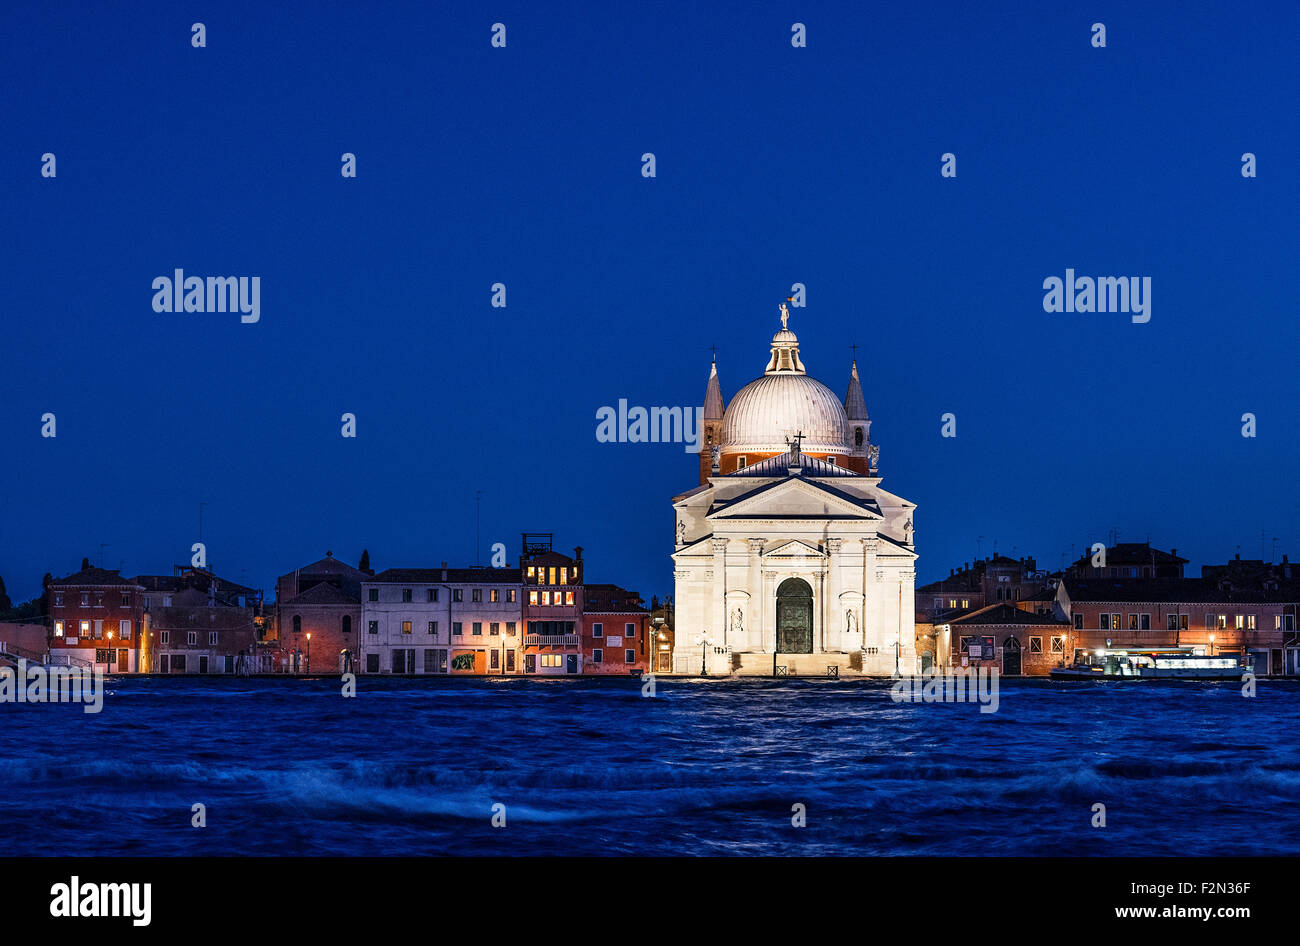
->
843, 353, 871, 475
698, 351, 725, 485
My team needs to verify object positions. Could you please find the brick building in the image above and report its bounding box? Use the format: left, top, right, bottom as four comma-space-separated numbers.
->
936, 603, 1073, 676
1064, 541, 1187, 580
916, 555, 1053, 624
46, 566, 144, 672
582, 584, 648, 675
274, 553, 366, 674
520, 534, 584, 675
137, 567, 265, 673
1056, 578, 1296, 676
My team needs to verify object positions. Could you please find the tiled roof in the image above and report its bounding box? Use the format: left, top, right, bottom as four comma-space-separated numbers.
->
946, 603, 1070, 627
1069, 542, 1187, 568
1061, 577, 1300, 604
282, 582, 360, 606
369, 567, 523, 584
49, 567, 139, 587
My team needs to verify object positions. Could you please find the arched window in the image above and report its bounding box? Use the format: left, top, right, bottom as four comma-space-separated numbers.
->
292, 615, 301, 634
342, 615, 352, 634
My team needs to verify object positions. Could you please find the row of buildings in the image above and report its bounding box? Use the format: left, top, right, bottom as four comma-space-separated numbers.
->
6, 538, 1299, 678
916, 543, 1300, 677
0, 535, 673, 676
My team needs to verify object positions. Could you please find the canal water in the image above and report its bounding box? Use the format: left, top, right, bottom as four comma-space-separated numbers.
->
1, 676, 1295, 855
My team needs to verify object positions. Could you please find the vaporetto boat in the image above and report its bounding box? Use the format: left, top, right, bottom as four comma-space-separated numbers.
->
1050, 646, 1248, 680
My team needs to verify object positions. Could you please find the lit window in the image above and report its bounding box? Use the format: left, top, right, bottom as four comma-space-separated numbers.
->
565, 591, 574, 605
55, 621, 65, 637
528, 591, 538, 605
490, 623, 500, 636
402, 621, 412, 635
507, 589, 516, 603
490, 589, 499, 603
541, 591, 551, 606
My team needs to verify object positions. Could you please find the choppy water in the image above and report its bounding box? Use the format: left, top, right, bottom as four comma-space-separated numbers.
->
1, 675, 1296, 855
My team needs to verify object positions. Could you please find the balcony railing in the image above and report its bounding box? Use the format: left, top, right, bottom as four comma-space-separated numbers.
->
525, 634, 579, 646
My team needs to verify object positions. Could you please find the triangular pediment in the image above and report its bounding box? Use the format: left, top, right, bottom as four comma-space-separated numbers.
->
764, 540, 825, 560
709, 476, 881, 521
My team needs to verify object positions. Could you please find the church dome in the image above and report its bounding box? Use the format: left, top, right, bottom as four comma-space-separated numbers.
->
721, 373, 850, 454
719, 304, 850, 455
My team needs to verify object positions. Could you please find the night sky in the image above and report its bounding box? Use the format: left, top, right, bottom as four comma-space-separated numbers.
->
3, 1, 1297, 604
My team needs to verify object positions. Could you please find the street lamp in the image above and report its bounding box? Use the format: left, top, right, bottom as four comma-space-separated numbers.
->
695, 635, 710, 676
306, 632, 312, 674
1209, 633, 1216, 656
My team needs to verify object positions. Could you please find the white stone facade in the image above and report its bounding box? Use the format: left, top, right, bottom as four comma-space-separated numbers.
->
671, 454, 917, 676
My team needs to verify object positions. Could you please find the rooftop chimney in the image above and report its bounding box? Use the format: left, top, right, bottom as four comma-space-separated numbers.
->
574, 546, 583, 562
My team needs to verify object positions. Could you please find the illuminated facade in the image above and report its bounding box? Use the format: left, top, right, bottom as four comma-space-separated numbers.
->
671, 306, 918, 676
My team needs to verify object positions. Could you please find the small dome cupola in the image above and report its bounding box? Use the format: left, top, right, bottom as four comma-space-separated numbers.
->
764, 302, 807, 375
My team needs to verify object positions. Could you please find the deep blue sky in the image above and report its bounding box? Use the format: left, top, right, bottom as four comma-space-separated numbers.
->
3, 1, 1298, 603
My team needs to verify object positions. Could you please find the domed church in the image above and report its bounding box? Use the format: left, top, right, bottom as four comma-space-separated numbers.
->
670, 304, 918, 677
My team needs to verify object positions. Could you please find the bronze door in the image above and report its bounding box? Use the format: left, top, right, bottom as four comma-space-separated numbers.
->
776, 578, 814, 653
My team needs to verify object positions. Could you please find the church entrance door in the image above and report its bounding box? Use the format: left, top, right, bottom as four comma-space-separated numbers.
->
776, 578, 814, 654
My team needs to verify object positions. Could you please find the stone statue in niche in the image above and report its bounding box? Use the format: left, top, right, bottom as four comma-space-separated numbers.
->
846, 610, 857, 636
731, 607, 744, 635
904, 516, 914, 545
677, 520, 686, 545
